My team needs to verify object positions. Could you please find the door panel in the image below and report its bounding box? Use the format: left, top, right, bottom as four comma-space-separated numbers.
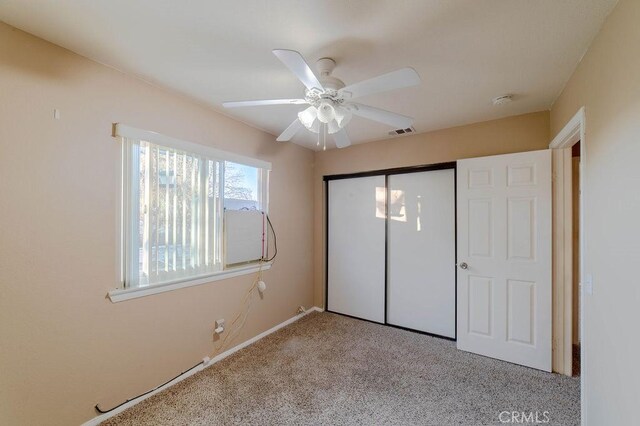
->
468, 275, 493, 336
387, 169, 456, 338
507, 197, 536, 260
507, 279, 535, 345
457, 150, 552, 371
327, 176, 386, 323
468, 199, 493, 257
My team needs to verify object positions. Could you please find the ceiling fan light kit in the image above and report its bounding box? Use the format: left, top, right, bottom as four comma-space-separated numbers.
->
298, 106, 317, 129
223, 49, 421, 149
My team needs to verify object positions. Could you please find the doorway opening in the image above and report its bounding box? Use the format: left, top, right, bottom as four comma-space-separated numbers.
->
571, 141, 581, 376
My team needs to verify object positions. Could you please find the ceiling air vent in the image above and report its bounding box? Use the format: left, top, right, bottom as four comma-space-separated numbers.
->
388, 127, 416, 136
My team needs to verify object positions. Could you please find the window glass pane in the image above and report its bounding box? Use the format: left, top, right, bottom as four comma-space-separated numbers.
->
224, 161, 261, 210
127, 140, 221, 288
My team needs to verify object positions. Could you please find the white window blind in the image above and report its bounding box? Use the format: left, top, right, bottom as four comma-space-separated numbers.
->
123, 138, 222, 287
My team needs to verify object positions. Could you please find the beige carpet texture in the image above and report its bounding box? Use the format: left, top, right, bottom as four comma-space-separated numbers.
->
102, 312, 580, 426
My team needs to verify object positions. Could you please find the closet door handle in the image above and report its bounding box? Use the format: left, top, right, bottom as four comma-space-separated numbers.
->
458, 262, 468, 270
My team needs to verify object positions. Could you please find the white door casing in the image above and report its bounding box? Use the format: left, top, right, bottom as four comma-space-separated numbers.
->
327, 176, 386, 323
457, 150, 552, 371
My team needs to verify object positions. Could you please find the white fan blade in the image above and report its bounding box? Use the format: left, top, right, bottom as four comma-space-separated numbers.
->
223, 99, 307, 108
333, 129, 351, 148
276, 119, 303, 142
339, 68, 420, 100
351, 103, 414, 128
273, 49, 324, 91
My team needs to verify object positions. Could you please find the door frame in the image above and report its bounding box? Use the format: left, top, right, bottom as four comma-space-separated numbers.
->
324, 161, 457, 341
549, 107, 586, 421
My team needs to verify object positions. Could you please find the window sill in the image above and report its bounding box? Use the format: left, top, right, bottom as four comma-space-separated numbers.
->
107, 262, 272, 303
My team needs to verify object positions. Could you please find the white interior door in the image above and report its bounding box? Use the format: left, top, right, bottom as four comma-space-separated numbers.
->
327, 176, 386, 323
387, 169, 456, 338
457, 150, 552, 371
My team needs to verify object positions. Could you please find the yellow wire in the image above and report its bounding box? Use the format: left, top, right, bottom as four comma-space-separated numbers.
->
211, 260, 265, 356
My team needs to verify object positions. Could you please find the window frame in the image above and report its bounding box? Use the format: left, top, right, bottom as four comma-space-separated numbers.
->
111, 124, 272, 303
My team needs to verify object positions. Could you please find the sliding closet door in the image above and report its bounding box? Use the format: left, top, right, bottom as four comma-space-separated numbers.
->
387, 169, 456, 338
327, 176, 386, 323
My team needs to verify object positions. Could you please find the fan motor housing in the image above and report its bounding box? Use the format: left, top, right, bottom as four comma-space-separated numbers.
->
316, 57, 345, 92
320, 76, 345, 91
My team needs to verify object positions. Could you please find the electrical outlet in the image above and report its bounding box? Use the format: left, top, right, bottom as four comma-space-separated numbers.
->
214, 319, 225, 334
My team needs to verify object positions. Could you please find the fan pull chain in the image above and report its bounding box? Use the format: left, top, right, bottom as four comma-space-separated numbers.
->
319, 123, 327, 150
323, 125, 327, 151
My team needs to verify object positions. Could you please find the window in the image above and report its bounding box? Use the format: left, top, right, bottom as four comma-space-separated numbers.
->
118, 125, 270, 290
224, 161, 263, 211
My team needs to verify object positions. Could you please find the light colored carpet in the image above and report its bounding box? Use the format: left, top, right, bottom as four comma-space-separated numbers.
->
102, 312, 580, 426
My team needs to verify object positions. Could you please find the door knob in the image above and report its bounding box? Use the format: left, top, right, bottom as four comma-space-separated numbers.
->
459, 262, 468, 270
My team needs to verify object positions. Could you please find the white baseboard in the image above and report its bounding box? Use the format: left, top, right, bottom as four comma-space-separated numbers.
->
82, 306, 323, 426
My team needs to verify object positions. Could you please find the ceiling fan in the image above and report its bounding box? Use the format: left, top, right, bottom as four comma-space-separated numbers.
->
223, 49, 421, 150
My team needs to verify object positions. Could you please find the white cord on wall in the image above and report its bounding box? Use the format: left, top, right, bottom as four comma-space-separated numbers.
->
212, 260, 266, 355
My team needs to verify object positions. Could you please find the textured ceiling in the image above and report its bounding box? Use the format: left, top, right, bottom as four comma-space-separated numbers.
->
0, 0, 617, 150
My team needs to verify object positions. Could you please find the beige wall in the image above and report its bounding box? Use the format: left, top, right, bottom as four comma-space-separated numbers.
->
313, 111, 550, 306
550, 0, 640, 423
0, 23, 314, 425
